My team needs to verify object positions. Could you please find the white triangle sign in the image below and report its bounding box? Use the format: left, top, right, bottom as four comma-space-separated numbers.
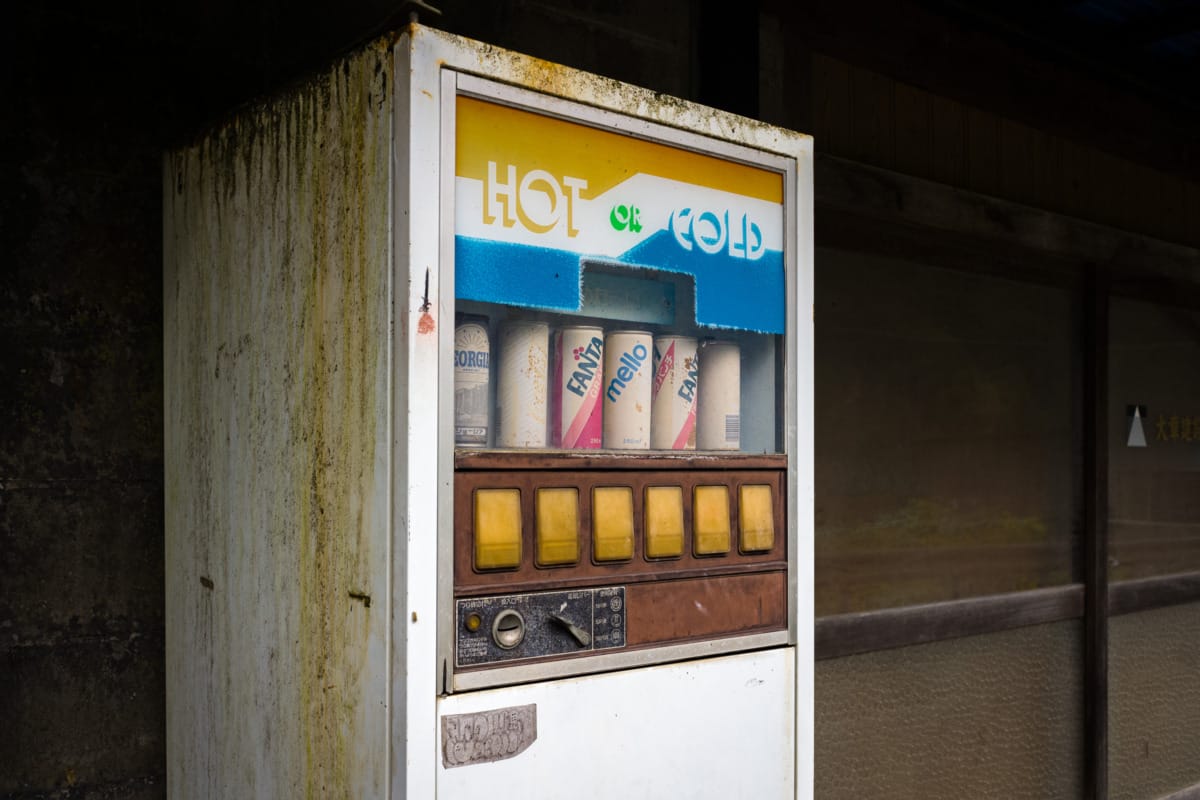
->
1128, 406, 1148, 448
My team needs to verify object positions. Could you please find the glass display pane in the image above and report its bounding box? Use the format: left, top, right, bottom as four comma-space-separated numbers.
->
1108, 297, 1200, 580
452, 93, 787, 454
815, 248, 1079, 615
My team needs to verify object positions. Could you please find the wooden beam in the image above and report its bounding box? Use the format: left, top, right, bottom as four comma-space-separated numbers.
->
815, 585, 1084, 660
815, 154, 1200, 287
764, 0, 1200, 182
1125, 5, 1200, 46
1108, 571, 1200, 617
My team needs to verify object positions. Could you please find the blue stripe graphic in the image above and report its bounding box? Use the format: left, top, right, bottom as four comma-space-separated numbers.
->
455, 233, 785, 333
456, 237, 583, 311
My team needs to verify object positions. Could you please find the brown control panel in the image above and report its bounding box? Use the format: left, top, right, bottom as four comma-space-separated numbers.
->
454, 451, 788, 672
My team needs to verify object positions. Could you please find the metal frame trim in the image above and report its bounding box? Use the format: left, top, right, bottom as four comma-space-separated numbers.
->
438, 70, 808, 691
436, 68, 459, 696
1084, 263, 1110, 800
455, 73, 796, 173
452, 630, 791, 692
399, 24, 814, 799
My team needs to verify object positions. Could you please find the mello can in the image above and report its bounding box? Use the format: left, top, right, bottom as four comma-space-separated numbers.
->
602, 331, 652, 450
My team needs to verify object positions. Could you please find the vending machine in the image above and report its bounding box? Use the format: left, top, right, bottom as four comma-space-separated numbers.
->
165, 24, 812, 799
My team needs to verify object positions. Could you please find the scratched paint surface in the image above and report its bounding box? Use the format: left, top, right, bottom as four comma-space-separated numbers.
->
164, 40, 391, 798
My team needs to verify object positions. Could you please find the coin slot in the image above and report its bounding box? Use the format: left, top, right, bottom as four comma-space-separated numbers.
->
492, 609, 526, 650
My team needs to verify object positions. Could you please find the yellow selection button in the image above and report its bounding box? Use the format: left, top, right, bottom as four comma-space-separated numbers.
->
644, 486, 684, 559
739, 484, 775, 552
474, 488, 522, 570
592, 486, 634, 562
536, 487, 580, 566
693, 485, 731, 555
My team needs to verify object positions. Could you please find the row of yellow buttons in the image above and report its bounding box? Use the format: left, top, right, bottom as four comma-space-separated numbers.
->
474, 485, 775, 570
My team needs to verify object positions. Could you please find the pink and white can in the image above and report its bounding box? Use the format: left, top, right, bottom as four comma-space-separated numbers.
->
602, 330, 652, 450
551, 326, 604, 449
651, 335, 698, 450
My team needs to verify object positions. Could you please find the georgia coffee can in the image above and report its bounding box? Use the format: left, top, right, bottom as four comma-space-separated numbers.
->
453, 317, 490, 447
496, 320, 549, 448
602, 330, 652, 450
651, 335, 698, 450
696, 340, 740, 450
551, 326, 604, 449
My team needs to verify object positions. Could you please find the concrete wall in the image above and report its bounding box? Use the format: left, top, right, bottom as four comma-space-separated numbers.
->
1, 1, 1196, 798
0, 3, 695, 797
816, 621, 1084, 799
1110, 602, 1200, 800
1, 10, 167, 796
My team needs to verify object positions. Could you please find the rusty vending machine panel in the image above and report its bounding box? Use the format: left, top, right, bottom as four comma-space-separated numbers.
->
443, 74, 801, 691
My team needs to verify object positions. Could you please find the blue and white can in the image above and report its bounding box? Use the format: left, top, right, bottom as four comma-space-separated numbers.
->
454, 319, 490, 447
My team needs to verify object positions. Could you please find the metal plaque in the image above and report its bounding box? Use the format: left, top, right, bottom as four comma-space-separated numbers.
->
442, 704, 537, 768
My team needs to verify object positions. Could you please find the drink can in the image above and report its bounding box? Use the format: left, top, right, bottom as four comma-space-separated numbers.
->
551, 326, 605, 449
496, 320, 549, 448
696, 341, 740, 450
651, 335, 698, 450
454, 317, 490, 447
602, 330, 652, 450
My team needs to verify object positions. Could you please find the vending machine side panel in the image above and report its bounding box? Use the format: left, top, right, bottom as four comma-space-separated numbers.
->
163, 40, 393, 799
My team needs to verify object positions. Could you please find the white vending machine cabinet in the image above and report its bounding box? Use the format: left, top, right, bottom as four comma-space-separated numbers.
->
165, 24, 813, 799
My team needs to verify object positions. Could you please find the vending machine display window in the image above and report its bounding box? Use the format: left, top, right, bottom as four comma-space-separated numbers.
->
450, 83, 790, 456
442, 74, 803, 692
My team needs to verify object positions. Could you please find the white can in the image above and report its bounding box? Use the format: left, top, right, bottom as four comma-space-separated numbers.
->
651, 335, 698, 450
454, 318, 490, 447
551, 326, 605, 449
496, 321, 549, 448
696, 341, 740, 450
602, 330, 652, 450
